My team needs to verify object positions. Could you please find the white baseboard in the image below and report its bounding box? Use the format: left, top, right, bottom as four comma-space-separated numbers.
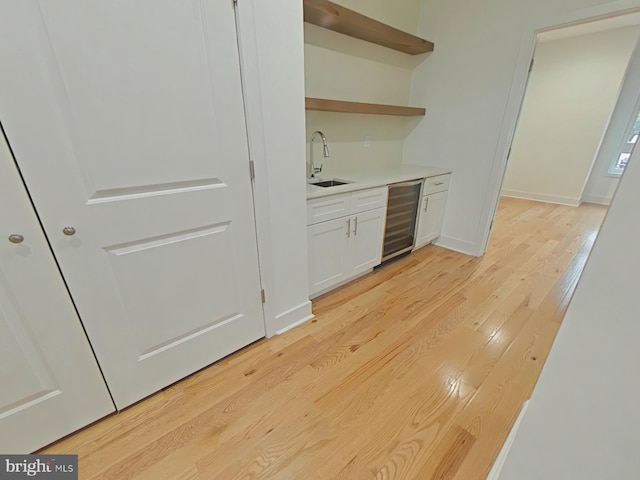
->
267, 301, 314, 337
580, 194, 612, 205
486, 400, 530, 480
501, 189, 580, 207
434, 235, 481, 257
309, 269, 375, 300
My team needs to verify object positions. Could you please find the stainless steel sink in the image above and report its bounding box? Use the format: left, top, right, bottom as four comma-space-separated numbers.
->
309, 178, 352, 188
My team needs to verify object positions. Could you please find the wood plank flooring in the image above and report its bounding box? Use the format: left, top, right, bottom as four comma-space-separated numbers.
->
41, 197, 607, 479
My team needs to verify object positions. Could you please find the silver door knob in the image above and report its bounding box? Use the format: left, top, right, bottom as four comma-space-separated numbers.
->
62, 226, 76, 236
8, 234, 24, 244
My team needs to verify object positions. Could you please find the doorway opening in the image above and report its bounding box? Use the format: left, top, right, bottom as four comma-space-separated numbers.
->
482, 9, 640, 256
502, 15, 640, 208
484, 11, 640, 268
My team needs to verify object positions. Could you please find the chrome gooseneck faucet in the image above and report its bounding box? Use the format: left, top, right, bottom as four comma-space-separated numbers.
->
309, 130, 330, 179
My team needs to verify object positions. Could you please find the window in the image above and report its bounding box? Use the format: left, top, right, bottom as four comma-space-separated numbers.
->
626, 110, 640, 144
609, 102, 640, 175
614, 153, 631, 171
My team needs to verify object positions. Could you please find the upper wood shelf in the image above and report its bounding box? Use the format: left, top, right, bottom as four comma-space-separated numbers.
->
306, 98, 426, 117
303, 0, 434, 55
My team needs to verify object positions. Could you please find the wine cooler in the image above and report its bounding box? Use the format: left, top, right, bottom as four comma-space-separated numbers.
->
382, 180, 422, 262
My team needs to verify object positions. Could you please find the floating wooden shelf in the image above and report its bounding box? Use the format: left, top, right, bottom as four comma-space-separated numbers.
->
303, 0, 434, 55
305, 98, 426, 117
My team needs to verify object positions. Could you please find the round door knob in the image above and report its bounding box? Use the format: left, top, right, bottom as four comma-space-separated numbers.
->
62, 226, 76, 236
8, 234, 24, 244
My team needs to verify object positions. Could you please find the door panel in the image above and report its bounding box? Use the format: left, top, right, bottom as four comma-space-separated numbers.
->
0, 303, 55, 410
0, 0, 265, 408
349, 209, 385, 275
0, 132, 114, 453
35, 0, 234, 194
416, 191, 448, 248
308, 218, 349, 296
105, 224, 242, 357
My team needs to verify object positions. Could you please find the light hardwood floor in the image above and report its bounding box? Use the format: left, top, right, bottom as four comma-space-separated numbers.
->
41, 197, 607, 479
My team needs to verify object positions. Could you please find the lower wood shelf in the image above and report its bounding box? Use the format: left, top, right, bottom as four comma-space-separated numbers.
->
305, 97, 426, 117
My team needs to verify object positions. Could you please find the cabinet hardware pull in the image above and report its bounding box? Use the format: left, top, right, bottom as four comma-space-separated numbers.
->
346, 218, 351, 238
424, 197, 429, 212
354, 216, 358, 236
63, 226, 76, 236
435, 182, 444, 186
8, 234, 24, 244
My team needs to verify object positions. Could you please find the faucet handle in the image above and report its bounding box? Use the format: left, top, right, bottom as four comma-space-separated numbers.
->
314, 164, 323, 174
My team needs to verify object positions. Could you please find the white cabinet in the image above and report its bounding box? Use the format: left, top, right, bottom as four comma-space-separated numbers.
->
351, 187, 388, 212
415, 190, 448, 247
308, 217, 350, 295
349, 208, 386, 275
415, 174, 450, 249
307, 187, 387, 297
307, 193, 351, 225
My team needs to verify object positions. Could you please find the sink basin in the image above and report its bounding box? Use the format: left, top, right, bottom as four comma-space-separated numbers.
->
313, 180, 348, 187
309, 178, 352, 188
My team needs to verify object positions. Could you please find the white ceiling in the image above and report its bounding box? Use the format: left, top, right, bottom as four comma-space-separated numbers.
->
539, 11, 640, 43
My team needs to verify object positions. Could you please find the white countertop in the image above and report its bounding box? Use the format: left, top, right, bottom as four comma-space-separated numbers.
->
306, 165, 451, 200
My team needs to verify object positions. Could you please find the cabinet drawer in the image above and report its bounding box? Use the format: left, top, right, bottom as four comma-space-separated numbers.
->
422, 174, 450, 195
307, 193, 351, 225
351, 187, 388, 214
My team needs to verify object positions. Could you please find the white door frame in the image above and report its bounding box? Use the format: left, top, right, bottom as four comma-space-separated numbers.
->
234, 0, 315, 338
478, 0, 640, 254
233, 2, 278, 336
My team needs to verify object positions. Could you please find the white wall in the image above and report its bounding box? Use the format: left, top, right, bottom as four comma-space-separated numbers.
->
498, 109, 640, 480
304, 0, 423, 177
583, 36, 640, 204
404, 0, 640, 255
502, 26, 639, 206
240, 0, 640, 334
238, 0, 312, 335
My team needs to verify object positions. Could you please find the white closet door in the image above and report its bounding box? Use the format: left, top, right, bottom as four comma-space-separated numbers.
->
0, 132, 114, 454
0, 0, 265, 408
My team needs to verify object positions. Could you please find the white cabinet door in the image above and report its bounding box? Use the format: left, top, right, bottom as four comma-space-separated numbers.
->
308, 218, 350, 296
349, 209, 385, 276
415, 191, 448, 248
0, 1, 265, 408
0, 134, 114, 453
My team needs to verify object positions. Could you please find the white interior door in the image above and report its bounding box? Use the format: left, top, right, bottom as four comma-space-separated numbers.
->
0, 0, 265, 408
0, 131, 115, 453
